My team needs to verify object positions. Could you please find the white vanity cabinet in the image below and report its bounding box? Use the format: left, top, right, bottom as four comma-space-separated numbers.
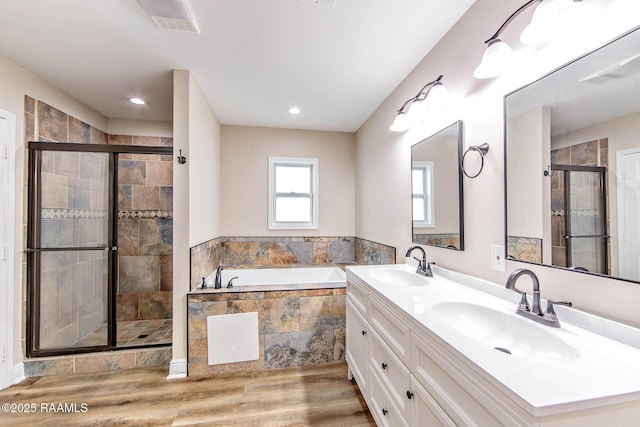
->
346, 265, 640, 427
346, 298, 369, 395
347, 277, 453, 426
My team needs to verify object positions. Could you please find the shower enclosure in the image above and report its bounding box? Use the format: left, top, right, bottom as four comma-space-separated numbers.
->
551, 164, 608, 274
27, 141, 173, 357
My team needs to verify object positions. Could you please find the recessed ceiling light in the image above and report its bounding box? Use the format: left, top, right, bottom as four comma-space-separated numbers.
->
288, 107, 301, 115
129, 97, 146, 105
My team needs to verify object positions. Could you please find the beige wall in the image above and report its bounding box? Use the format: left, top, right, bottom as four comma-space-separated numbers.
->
171, 70, 222, 370
221, 125, 355, 237
355, 0, 640, 327
107, 118, 172, 137
187, 75, 222, 247
507, 106, 552, 260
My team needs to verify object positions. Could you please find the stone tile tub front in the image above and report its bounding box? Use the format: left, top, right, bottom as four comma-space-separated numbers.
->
187, 266, 346, 377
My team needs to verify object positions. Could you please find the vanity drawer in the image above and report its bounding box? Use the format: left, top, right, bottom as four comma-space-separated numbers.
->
410, 376, 456, 427
346, 280, 368, 316
411, 331, 502, 426
369, 328, 411, 415
369, 294, 411, 365
369, 367, 410, 427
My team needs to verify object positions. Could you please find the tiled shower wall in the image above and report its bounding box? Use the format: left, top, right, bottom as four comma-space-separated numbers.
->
24, 96, 173, 354
115, 137, 173, 323
190, 236, 396, 289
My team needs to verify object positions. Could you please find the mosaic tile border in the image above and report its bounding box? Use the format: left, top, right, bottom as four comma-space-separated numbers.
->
118, 210, 173, 219
41, 208, 108, 219
552, 209, 600, 218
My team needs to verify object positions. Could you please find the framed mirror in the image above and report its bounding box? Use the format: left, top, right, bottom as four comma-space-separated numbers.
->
411, 120, 464, 250
505, 26, 640, 283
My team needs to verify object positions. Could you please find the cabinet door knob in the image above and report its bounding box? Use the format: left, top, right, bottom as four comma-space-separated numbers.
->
381, 362, 388, 370
361, 330, 367, 336
382, 408, 388, 416
407, 391, 414, 400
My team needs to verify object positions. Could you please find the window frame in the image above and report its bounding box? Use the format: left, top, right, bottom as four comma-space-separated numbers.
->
412, 161, 435, 228
268, 156, 319, 230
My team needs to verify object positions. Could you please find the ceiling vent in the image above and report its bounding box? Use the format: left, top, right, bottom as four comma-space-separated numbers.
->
580, 53, 640, 84
138, 0, 200, 33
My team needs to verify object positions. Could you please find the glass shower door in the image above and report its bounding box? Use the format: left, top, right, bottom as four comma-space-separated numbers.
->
28, 146, 114, 355
565, 167, 608, 274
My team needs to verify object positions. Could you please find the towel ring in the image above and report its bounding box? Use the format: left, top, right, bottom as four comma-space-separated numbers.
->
461, 143, 490, 178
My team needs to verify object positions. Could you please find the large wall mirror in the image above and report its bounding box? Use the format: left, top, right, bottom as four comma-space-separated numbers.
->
505, 25, 640, 283
412, 120, 464, 250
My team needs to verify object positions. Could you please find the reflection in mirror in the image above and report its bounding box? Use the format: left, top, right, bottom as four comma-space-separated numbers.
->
505, 25, 640, 283
411, 120, 464, 250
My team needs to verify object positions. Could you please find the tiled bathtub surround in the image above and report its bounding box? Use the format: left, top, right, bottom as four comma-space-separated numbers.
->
187, 287, 346, 376
412, 233, 461, 249
190, 236, 396, 289
507, 236, 543, 263
354, 237, 396, 265
190, 236, 358, 290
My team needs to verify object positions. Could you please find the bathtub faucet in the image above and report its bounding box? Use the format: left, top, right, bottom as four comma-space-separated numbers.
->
214, 266, 224, 289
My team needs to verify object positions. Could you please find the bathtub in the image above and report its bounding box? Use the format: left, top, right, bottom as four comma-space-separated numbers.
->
203, 266, 346, 289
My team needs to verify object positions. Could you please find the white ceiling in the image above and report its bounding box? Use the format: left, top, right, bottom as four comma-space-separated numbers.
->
0, 0, 476, 132
506, 26, 640, 138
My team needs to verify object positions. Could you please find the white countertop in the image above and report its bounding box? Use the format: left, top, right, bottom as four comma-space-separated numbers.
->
346, 263, 640, 416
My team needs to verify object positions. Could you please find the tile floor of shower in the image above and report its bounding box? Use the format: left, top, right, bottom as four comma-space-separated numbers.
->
72, 319, 173, 347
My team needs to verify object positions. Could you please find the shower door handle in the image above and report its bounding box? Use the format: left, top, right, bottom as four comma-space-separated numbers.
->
104, 246, 118, 251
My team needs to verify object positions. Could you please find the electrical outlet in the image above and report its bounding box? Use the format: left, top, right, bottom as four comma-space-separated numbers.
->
491, 244, 506, 271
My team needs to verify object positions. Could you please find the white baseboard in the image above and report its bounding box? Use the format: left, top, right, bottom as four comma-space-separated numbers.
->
13, 362, 25, 384
166, 358, 187, 380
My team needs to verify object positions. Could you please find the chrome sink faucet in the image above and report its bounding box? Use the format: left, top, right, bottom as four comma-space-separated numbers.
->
406, 246, 433, 277
505, 269, 572, 327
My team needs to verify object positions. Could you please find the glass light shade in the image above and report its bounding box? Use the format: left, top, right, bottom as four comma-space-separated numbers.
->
473, 39, 514, 79
404, 82, 449, 124
423, 83, 449, 110
389, 111, 412, 132
521, 0, 594, 45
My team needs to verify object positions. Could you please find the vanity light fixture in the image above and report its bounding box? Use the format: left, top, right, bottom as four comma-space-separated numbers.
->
389, 75, 448, 132
474, 0, 592, 79
288, 107, 301, 115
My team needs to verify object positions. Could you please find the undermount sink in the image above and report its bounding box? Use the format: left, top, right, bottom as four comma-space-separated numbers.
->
430, 301, 579, 362
369, 268, 428, 287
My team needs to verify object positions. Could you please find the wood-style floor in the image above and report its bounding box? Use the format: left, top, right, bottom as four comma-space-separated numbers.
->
0, 362, 375, 427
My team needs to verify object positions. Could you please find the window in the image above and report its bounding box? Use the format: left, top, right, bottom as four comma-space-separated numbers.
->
268, 157, 318, 229
412, 161, 434, 228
